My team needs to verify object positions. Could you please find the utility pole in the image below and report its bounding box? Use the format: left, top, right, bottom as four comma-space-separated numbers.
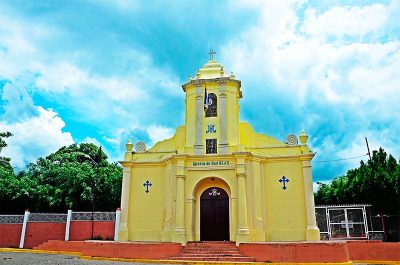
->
365, 137, 372, 161
82, 147, 101, 240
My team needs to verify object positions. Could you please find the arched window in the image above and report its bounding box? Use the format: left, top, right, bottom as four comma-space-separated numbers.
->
205, 93, 217, 117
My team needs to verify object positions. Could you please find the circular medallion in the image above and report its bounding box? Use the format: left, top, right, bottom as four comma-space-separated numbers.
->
285, 135, 298, 145
135, 141, 147, 153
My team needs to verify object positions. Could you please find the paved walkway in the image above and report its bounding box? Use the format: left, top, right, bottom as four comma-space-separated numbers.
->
0, 251, 389, 265
0, 252, 175, 265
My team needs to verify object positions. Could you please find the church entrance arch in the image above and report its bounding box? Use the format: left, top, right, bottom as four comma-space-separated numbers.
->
200, 187, 230, 241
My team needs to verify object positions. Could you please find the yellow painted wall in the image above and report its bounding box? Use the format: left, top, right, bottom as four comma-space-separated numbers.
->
119, 59, 320, 245
264, 160, 307, 241
128, 165, 166, 241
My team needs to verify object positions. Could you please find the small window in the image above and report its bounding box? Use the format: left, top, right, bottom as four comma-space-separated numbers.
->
205, 93, 217, 117
206, 139, 217, 154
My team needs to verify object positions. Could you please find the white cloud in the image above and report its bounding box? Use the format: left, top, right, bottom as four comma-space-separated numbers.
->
0, 73, 74, 169
0, 10, 55, 79
0, 9, 180, 118
35, 62, 148, 107
222, 1, 400, 179
313, 180, 330, 192
302, 4, 388, 39
82, 137, 102, 146
1, 0, 399, 181
347, 49, 400, 103
147, 125, 175, 146
1, 77, 37, 121
0, 107, 74, 168
223, 2, 399, 104
0, 9, 183, 166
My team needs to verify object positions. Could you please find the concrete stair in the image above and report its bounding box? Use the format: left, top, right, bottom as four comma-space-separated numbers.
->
33, 240, 84, 253
164, 241, 255, 262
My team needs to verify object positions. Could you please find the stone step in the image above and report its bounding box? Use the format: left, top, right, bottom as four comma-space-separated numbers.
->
165, 241, 255, 262
183, 247, 239, 251
181, 249, 241, 253
176, 253, 244, 257
182, 249, 241, 253
184, 245, 239, 249
186, 242, 235, 246
166, 256, 255, 261
33, 240, 84, 252
185, 244, 238, 247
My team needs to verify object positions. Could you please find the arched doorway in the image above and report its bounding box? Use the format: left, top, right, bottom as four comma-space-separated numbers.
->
200, 187, 229, 241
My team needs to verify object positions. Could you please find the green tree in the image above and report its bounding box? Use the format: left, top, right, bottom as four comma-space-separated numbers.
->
0, 132, 21, 213
0, 143, 123, 214
315, 147, 400, 214
0, 131, 13, 172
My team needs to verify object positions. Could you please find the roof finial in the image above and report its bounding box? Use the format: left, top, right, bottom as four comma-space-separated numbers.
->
208, 48, 216, 61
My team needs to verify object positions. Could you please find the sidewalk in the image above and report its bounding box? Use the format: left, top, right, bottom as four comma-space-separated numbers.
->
0, 251, 394, 265
0, 252, 167, 265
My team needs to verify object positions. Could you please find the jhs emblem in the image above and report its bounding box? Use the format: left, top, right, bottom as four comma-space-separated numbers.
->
206, 125, 216, 133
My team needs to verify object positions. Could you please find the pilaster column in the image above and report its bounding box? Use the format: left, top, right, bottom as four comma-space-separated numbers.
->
161, 162, 173, 241
185, 196, 195, 241
172, 158, 187, 244
237, 173, 249, 231
118, 166, 131, 241
236, 172, 250, 244
219, 83, 228, 154
302, 159, 320, 240
235, 153, 250, 244
194, 85, 203, 154
175, 174, 186, 229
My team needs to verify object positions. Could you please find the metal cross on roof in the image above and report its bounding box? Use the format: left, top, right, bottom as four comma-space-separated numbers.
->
208, 48, 216, 60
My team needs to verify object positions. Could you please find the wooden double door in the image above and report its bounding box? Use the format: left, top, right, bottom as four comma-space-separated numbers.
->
200, 187, 230, 241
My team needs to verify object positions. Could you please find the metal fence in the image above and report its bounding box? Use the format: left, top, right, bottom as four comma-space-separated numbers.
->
316, 204, 385, 240
0, 215, 24, 224
0, 211, 115, 223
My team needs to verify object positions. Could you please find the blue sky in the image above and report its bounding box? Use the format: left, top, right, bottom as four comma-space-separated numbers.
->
0, 0, 399, 184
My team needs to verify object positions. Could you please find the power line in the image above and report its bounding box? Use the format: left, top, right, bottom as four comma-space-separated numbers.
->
313, 154, 368, 163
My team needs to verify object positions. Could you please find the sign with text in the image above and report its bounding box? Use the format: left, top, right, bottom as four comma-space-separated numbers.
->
192, 160, 230, 166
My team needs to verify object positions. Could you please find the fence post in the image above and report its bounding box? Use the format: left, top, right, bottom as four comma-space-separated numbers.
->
19, 210, 30, 248
65, 209, 72, 241
114, 208, 121, 241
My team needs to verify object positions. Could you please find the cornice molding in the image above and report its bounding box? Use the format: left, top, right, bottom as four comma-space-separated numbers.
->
182, 78, 241, 92
119, 152, 316, 167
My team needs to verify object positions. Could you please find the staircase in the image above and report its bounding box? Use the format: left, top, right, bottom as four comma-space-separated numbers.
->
164, 241, 255, 262
33, 240, 84, 253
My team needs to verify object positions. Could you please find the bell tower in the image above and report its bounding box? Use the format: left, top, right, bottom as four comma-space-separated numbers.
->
181, 50, 242, 155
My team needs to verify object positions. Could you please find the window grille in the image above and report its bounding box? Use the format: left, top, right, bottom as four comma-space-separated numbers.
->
206, 139, 217, 154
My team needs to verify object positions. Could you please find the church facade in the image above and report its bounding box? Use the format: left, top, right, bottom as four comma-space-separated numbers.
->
119, 56, 320, 245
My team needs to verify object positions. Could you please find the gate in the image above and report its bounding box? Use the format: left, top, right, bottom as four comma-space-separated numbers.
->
328, 207, 367, 239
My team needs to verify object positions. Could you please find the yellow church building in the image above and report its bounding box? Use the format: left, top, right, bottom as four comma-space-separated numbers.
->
119, 53, 320, 245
